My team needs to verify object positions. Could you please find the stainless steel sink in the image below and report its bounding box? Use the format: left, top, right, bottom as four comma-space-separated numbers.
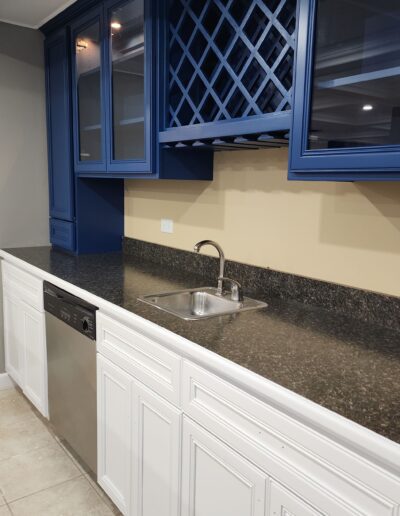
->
138, 287, 267, 320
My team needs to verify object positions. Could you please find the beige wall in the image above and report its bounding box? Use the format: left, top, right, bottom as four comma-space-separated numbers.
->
125, 149, 400, 298
0, 22, 50, 373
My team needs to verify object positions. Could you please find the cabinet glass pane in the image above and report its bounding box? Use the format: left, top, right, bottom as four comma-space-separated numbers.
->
76, 21, 102, 162
110, 0, 145, 161
308, 0, 400, 150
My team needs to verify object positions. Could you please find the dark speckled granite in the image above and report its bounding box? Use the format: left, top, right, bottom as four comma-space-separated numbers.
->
2, 246, 400, 445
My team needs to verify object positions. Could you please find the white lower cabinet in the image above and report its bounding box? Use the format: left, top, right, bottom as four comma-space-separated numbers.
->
97, 354, 133, 515
21, 301, 48, 416
96, 313, 400, 516
181, 417, 266, 516
132, 383, 181, 516
3, 290, 24, 387
269, 481, 324, 516
3, 286, 48, 417
97, 354, 182, 516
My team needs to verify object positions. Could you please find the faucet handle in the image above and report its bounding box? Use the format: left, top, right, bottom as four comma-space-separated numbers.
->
219, 277, 244, 303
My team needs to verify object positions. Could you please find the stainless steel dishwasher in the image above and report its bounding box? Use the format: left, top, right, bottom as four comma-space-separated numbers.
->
44, 281, 98, 475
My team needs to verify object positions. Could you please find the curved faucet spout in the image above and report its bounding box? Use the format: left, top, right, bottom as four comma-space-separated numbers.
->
194, 240, 225, 295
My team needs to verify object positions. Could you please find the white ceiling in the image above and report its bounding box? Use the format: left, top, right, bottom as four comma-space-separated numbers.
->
0, 0, 77, 30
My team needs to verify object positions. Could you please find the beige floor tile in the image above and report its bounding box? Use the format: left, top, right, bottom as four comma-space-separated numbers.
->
0, 412, 54, 461
0, 388, 19, 402
0, 393, 33, 426
55, 437, 89, 476
0, 443, 81, 503
0, 506, 11, 516
0, 494, 5, 507
85, 475, 122, 515
10, 477, 114, 516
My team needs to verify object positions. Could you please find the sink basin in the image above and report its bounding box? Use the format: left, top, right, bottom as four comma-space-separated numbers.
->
138, 287, 267, 320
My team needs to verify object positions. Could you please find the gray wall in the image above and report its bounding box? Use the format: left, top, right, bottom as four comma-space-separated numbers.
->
0, 22, 50, 373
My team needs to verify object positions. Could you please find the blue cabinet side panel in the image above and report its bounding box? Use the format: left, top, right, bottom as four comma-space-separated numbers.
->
75, 178, 124, 254
45, 32, 75, 221
50, 219, 76, 251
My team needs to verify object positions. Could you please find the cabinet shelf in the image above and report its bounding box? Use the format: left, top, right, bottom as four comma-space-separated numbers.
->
118, 116, 144, 126
83, 123, 101, 131
316, 65, 400, 90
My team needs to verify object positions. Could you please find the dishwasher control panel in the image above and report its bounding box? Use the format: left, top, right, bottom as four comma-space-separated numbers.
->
43, 282, 98, 340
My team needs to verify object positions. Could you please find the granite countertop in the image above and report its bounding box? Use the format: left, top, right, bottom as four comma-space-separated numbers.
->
2, 246, 400, 444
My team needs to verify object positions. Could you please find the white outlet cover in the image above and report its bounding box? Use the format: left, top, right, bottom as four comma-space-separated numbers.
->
161, 219, 174, 233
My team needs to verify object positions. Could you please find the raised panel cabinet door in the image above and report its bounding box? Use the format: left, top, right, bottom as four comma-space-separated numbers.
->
131, 382, 181, 516
21, 302, 48, 418
3, 291, 24, 388
45, 31, 75, 221
268, 481, 324, 516
181, 417, 266, 516
97, 354, 132, 515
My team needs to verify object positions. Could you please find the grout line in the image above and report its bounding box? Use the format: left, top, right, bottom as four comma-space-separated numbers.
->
55, 438, 89, 476
84, 475, 121, 515
6, 474, 84, 506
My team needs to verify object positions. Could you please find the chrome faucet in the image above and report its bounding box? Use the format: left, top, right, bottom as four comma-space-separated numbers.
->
194, 240, 243, 302
194, 240, 225, 296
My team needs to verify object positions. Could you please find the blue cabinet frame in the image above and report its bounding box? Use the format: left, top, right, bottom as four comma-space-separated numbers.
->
289, 0, 400, 181
104, 0, 155, 175
70, 0, 156, 177
71, 6, 108, 174
45, 30, 75, 222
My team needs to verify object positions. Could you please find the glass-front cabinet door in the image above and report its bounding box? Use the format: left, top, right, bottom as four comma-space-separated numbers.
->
289, 0, 400, 180
105, 0, 153, 174
71, 7, 107, 173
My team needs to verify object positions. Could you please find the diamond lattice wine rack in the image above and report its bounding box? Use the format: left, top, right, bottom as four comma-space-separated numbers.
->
159, 0, 296, 150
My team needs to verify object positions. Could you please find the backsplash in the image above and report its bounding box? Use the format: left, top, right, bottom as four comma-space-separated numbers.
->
124, 237, 400, 332
125, 148, 400, 298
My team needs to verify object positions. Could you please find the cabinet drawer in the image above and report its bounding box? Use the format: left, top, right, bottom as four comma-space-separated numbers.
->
2, 261, 43, 312
97, 313, 181, 406
50, 218, 75, 251
182, 361, 400, 516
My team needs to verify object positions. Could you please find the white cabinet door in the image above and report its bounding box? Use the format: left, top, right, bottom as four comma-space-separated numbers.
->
181, 417, 266, 516
21, 301, 48, 417
132, 383, 181, 516
97, 354, 133, 515
269, 481, 324, 516
3, 291, 24, 387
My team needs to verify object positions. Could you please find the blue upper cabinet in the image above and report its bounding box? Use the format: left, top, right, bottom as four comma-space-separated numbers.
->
289, 0, 400, 181
71, 6, 107, 174
158, 0, 297, 151
70, 0, 154, 176
105, 0, 154, 174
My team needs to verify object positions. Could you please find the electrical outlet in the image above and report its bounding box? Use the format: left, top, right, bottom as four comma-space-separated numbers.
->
161, 218, 174, 234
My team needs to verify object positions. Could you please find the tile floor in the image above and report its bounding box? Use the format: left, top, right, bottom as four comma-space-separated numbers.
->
0, 387, 120, 515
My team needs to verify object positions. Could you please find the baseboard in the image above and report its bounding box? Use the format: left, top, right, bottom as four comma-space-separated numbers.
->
0, 372, 15, 390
